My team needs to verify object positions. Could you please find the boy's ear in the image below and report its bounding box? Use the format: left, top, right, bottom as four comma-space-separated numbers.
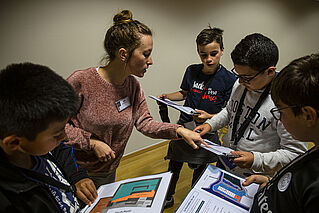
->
2, 135, 23, 151
220, 47, 224, 56
302, 106, 318, 127
266, 66, 276, 77
118, 48, 128, 63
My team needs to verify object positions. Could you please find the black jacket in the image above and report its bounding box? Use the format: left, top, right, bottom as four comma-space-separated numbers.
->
251, 148, 319, 213
0, 143, 89, 213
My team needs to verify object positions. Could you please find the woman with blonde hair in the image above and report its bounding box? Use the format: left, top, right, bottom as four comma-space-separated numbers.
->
65, 10, 203, 189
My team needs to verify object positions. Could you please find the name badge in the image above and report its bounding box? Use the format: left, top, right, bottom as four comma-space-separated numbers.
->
115, 96, 131, 112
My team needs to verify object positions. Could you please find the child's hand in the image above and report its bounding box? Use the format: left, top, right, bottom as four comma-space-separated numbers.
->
231, 151, 254, 168
156, 94, 167, 105
157, 94, 167, 99
243, 175, 269, 189
193, 123, 212, 136
193, 109, 214, 123
75, 178, 97, 206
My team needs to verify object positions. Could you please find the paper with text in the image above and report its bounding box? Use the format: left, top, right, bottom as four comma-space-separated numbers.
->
176, 165, 259, 213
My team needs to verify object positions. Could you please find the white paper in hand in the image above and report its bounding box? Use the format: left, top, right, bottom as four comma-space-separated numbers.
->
149, 95, 199, 116
200, 139, 235, 157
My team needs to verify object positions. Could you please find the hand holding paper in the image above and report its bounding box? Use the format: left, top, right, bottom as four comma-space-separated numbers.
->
193, 109, 214, 123
243, 174, 269, 189
176, 127, 204, 149
75, 178, 97, 206
231, 151, 254, 168
193, 123, 212, 136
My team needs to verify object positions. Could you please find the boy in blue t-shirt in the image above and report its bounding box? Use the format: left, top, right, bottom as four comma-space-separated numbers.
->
158, 27, 236, 208
0, 63, 97, 212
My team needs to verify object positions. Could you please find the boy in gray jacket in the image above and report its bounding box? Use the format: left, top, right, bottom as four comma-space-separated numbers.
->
194, 33, 307, 177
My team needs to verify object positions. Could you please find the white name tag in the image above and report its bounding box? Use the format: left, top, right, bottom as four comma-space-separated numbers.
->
115, 96, 131, 112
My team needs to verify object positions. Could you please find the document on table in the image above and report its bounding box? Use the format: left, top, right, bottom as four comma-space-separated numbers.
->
81, 172, 172, 213
176, 165, 260, 213
149, 95, 199, 116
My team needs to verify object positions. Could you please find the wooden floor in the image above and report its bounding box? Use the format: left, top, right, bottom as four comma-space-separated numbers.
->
116, 140, 193, 213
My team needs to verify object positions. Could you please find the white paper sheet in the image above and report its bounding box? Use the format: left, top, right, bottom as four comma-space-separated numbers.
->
200, 139, 235, 156
176, 165, 259, 213
149, 95, 199, 116
81, 172, 172, 213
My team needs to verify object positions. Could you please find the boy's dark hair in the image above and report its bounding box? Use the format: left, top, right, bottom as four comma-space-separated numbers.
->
271, 53, 319, 115
231, 33, 279, 71
196, 26, 224, 49
0, 63, 79, 140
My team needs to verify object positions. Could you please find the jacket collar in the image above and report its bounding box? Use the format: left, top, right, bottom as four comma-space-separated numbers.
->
0, 148, 42, 193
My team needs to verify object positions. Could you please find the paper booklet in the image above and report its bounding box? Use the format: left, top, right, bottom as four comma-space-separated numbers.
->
175, 164, 260, 213
81, 172, 172, 213
149, 95, 199, 116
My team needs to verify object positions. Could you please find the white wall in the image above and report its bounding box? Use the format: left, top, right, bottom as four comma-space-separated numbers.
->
1, 0, 318, 154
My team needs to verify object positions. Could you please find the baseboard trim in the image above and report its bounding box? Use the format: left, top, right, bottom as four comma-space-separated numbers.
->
121, 140, 170, 160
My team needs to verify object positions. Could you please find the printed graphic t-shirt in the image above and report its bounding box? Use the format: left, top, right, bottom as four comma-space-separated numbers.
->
179, 64, 236, 123
32, 156, 80, 213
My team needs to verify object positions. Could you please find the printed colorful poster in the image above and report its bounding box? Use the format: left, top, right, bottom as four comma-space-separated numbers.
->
82, 172, 172, 213
176, 165, 259, 213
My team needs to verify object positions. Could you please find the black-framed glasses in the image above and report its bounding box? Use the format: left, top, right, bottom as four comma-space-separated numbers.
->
231, 67, 267, 84
270, 105, 300, 120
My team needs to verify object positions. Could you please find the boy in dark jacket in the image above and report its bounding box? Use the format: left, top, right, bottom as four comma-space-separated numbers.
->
0, 63, 97, 212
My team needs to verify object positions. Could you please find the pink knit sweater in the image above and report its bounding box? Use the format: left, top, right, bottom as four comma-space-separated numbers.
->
65, 67, 180, 173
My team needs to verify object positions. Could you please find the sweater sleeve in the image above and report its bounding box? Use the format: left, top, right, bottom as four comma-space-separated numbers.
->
65, 121, 92, 150
64, 72, 92, 150
251, 121, 308, 174
134, 88, 181, 139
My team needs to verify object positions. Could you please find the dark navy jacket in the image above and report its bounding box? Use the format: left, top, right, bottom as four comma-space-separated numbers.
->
0, 143, 88, 213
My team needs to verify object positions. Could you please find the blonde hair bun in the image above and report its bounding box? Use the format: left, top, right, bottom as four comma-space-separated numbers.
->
113, 10, 133, 25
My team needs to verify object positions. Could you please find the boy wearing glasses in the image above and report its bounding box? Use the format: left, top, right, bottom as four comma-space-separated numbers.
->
243, 53, 319, 212
195, 33, 307, 177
